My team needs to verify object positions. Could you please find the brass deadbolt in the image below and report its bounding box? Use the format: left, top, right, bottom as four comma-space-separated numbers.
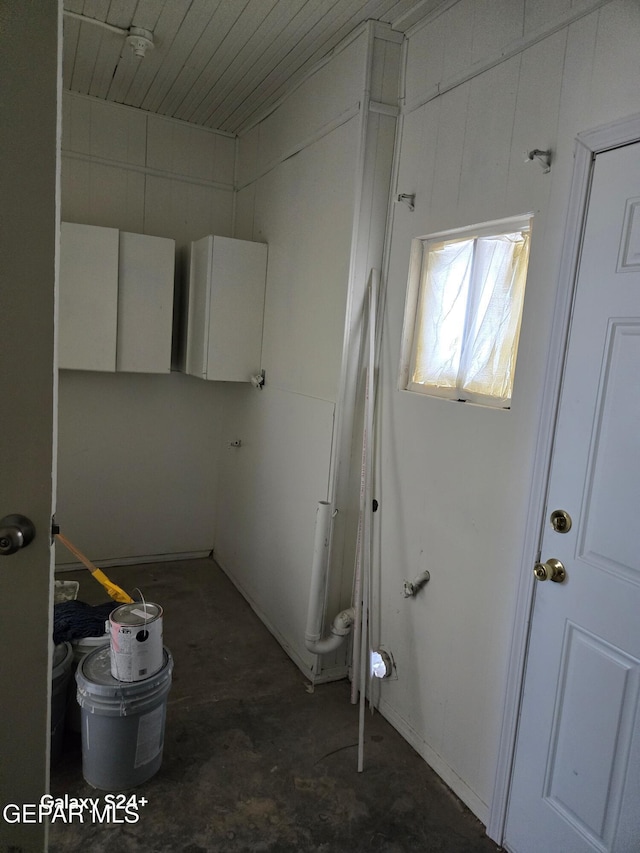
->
550, 509, 572, 533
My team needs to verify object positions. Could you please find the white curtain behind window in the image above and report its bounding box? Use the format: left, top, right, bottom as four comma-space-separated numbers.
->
411, 231, 530, 404
412, 238, 474, 388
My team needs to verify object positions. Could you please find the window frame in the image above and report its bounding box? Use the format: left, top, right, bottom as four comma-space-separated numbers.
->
398, 214, 533, 410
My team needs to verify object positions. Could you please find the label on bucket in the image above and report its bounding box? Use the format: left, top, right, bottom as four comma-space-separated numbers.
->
134, 705, 164, 768
110, 604, 163, 682
130, 607, 154, 620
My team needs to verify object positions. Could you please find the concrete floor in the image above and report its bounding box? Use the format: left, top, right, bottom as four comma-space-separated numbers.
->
50, 558, 500, 853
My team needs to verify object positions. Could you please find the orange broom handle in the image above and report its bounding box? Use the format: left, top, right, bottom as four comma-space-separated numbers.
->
55, 532, 134, 604
56, 532, 101, 574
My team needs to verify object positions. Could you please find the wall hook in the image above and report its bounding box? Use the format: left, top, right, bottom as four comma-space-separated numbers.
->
403, 569, 430, 598
250, 369, 265, 389
526, 149, 552, 173
396, 193, 416, 211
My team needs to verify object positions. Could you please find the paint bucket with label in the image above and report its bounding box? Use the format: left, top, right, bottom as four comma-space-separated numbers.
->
51, 642, 73, 765
75, 644, 173, 790
109, 602, 163, 682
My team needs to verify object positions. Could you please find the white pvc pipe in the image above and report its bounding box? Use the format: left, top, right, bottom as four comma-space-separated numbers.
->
350, 529, 363, 701
351, 269, 380, 705
304, 502, 354, 655
304, 501, 332, 646
63, 10, 128, 36
357, 269, 378, 772
307, 607, 355, 655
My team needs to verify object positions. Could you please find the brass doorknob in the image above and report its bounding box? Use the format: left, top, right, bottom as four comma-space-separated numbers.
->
533, 558, 566, 583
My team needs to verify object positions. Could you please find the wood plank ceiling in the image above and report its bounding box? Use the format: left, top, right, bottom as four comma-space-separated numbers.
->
62, 0, 445, 135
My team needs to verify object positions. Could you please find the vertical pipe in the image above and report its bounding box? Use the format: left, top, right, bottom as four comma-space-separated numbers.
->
350, 427, 367, 704
304, 501, 332, 646
366, 270, 378, 719
357, 548, 369, 771
351, 267, 377, 705
357, 269, 378, 772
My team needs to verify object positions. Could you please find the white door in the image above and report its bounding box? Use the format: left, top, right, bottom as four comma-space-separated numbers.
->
505, 141, 640, 852
0, 3, 60, 851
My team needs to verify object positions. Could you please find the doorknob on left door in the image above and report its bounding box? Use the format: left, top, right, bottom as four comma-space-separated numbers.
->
533, 558, 566, 583
0, 514, 35, 555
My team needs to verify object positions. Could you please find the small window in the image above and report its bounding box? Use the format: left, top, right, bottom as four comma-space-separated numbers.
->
398, 215, 532, 408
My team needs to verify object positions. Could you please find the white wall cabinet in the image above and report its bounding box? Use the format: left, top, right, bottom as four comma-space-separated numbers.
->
59, 223, 119, 371
116, 231, 175, 373
59, 222, 175, 373
184, 235, 267, 382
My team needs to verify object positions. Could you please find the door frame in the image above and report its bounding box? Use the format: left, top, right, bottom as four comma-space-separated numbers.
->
487, 110, 640, 845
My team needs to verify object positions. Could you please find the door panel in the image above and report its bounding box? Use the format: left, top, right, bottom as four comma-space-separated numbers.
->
505, 142, 640, 852
0, 3, 60, 851
580, 321, 640, 578
545, 624, 639, 846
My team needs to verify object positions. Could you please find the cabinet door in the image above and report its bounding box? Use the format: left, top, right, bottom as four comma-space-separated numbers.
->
206, 236, 267, 381
185, 235, 214, 379
117, 232, 175, 373
59, 222, 119, 371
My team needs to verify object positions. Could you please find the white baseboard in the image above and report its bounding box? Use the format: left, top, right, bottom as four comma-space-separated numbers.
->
378, 695, 489, 827
214, 556, 349, 686
54, 550, 212, 572
312, 662, 350, 684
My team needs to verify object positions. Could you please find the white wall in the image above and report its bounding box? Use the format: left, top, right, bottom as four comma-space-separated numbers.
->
214, 32, 365, 679
57, 93, 235, 565
214, 25, 401, 681
373, 0, 640, 824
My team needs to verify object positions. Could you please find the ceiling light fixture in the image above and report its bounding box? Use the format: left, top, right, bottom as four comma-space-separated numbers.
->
126, 27, 154, 58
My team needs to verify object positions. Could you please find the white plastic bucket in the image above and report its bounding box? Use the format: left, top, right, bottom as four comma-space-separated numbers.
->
109, 602, 163, 683
76, 644, 173, 790
66, 634, 110, 732
51, 642, 73, 765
